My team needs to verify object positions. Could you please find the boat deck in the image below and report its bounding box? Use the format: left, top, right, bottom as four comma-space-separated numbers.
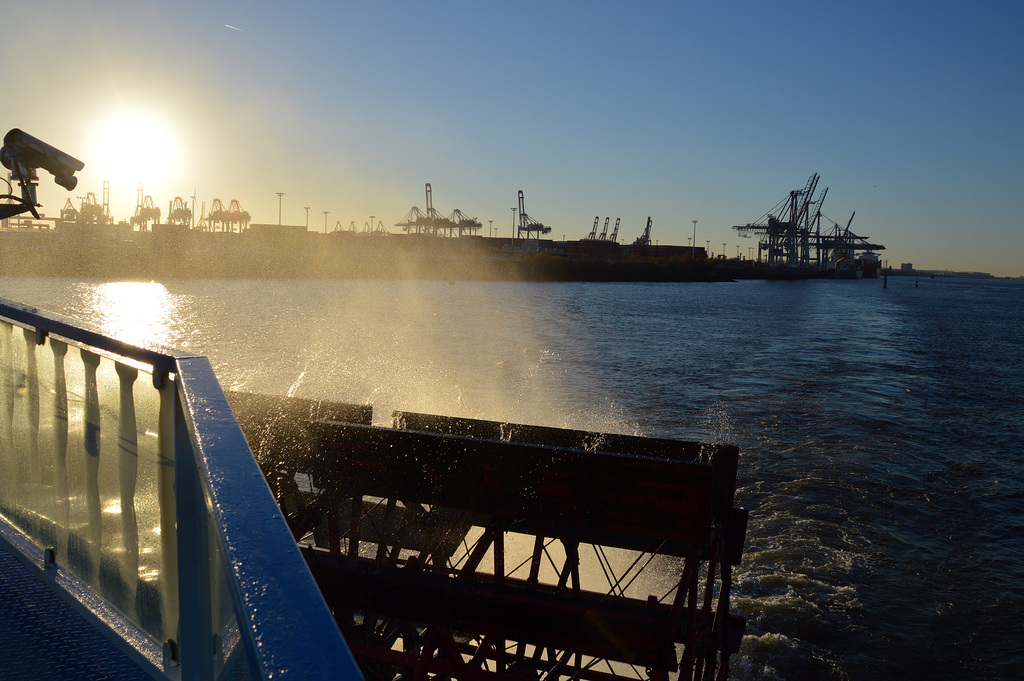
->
0, 541, 150, 681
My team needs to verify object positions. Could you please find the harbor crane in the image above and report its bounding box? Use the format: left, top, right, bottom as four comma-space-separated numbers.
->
609, 217, 620, 243
167, 196, 191, 226
208, 198, 251, 232
131, 184, 160, 230
598, 217, 610, 240
516, 190, 552, 241
733, 173, 820, 268
633, 217, 653, 246
586, 217, 599, 240
446, 209, 482, 237
395, 183, 448, 235
395, 183, 480, 237
734, 175, 884, 271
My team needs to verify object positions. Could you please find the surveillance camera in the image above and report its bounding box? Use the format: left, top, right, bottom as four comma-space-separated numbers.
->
1, 128, 85, 191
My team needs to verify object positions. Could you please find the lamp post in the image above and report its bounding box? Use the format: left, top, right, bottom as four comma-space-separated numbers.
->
511, 207, 517, 240
722, 242, 726, 260
304, 206, 310, 229
706, 240, 710, 257
692, 220, 697, 262
489, 220, 493, 238
324, 211, 329, 234
276, 192, 284, 225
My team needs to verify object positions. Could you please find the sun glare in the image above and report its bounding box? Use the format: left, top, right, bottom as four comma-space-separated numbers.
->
92, 112, 178, 192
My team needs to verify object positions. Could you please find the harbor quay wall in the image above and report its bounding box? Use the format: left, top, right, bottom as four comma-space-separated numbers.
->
0, 225, 728, 282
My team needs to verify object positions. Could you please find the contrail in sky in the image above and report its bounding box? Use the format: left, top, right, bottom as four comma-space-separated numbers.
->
225, 24, 244, 32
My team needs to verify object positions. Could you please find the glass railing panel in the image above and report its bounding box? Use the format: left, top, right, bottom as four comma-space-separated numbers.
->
0, 299, 362, 680
209, 518, 255, 681
0, 323, 174, 648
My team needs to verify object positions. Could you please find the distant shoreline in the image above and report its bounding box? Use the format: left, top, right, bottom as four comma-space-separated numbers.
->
0, 226, 743, 282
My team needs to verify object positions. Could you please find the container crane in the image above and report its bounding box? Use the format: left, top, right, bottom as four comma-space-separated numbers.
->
586, 217, 599, 240
226, 199, 251, 232
447, 209, 482, 237
609, 218, 620, 243
167, 196, 191, 226
208, 198, 227, 231
396, 183, 457, 236
131, 182, 160, 230
633, 217, 653, 246
598, 217, 610, 240
516, 190, 552, 241
734, 173, 820, 268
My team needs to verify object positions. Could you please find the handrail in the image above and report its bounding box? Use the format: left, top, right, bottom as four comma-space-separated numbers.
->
0, 296, 362, 680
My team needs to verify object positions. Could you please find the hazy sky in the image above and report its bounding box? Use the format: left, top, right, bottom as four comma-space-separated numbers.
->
4, 1, 1022, 276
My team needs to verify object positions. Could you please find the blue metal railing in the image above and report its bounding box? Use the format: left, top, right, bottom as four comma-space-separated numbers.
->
0, 297, 362, 680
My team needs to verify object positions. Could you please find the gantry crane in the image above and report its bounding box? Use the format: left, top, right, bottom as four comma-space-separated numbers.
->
516, 190, 552, 241
609, 217, 620, 243
131, 183, 160, 230
446, 209, 482, 237
633, 217, 653, 246
735, 175, 884, 270
395, 183, 478, 237
733, 173, 820, 268
167, 196, 192, 226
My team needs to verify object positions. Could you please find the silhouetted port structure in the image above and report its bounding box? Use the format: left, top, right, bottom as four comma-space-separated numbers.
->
516, 189, 552, 240
60, 181, 112, 227
208, 198, 252, 232
228, 391, 748, 681
584, 217, 620, 243
634, 217, 654, 246
130, 183, 161, 230
396, 183, 483, 237
733, 173, 884, 271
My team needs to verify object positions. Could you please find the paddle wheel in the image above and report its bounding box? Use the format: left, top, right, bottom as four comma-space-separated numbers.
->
228, 393, 748, 681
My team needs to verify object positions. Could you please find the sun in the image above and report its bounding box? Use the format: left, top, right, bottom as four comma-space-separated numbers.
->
92, 111, 178, 193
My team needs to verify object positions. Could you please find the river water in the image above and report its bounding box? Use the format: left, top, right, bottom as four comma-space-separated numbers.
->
1, 274, 1021, 680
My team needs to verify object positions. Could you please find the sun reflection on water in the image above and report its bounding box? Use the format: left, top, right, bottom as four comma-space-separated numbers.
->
84, 281, 178, 347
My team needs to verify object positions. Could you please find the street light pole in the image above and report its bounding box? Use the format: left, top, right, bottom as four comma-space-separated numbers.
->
692, 220, 697, 261
324, 211, 329, 234
276, 192, 284, 225
511, 208, 517, 240
304, 206, 310, 229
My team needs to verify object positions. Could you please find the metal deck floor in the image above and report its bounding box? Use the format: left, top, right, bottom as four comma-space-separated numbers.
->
0, 541, 152, 681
